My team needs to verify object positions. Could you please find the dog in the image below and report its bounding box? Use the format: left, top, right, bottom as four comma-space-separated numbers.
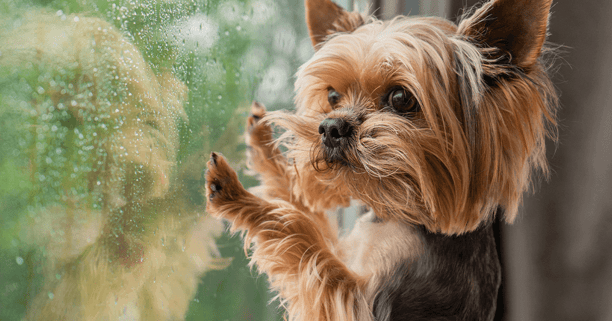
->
204, 0, 558, 319
0, 12, 226, 320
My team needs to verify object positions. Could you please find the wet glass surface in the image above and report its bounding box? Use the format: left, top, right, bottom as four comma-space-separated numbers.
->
0, 0, 311, 319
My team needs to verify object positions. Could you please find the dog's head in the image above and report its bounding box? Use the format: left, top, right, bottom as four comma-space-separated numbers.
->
269, 0, 557, 234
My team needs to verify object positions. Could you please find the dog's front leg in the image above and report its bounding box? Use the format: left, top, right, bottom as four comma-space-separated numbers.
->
245, 101, 292, 200
245, 102, 339, 241
205, 152, 372, 321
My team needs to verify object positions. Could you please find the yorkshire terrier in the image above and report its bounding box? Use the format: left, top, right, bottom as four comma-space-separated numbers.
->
205, 0, 558, 319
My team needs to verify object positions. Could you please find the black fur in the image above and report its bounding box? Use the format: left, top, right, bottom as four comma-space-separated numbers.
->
373, 220, 501, 320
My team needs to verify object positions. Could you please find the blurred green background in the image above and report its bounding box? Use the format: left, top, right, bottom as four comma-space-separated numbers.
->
0, 0, 313, 319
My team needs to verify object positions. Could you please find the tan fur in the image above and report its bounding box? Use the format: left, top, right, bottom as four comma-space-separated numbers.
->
205, 0, 558, 320
1, 12, 225, 320
306, 0, 366, 48
276, 14, 557, 234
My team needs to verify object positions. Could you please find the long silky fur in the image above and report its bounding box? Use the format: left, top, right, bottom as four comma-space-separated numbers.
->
205, 0, 557, 320
266, 14, 557, 234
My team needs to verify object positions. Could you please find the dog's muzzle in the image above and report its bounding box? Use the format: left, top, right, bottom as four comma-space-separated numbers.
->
318, 117, 352, 150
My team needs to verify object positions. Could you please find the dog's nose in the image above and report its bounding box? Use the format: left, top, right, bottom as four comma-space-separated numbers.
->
318, 118, 352, 148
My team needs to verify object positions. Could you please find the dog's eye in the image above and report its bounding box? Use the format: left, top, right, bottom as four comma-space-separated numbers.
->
387, 87, 418, 113
328, 88, 341, 106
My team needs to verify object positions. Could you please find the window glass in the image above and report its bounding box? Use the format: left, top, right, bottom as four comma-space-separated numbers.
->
0, 0, 310, 319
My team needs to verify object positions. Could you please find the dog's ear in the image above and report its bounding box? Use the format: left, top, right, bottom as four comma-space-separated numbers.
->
458, 0, 553, 70
305, 0, 364, 49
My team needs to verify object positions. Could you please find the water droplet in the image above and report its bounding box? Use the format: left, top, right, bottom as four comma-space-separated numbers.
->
16, 256, 24, 265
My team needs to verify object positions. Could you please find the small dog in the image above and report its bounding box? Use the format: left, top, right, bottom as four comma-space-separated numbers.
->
205, 0, 558, 319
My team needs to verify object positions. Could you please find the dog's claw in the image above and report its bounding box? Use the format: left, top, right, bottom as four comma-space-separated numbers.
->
210, 152, 218, 166
248, 101, 266, 126
251, 101, 266, 117
210, 183, 221, 192
247, 102, 266, 133
205, 152, 243, 210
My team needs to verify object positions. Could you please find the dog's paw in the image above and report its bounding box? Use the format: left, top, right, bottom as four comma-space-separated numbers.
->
205, 152, 245, 214
246, 101, 274, 148
247, 101, 266, 132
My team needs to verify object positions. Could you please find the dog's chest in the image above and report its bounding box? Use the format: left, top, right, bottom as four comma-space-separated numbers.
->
338, 211, 423, 277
